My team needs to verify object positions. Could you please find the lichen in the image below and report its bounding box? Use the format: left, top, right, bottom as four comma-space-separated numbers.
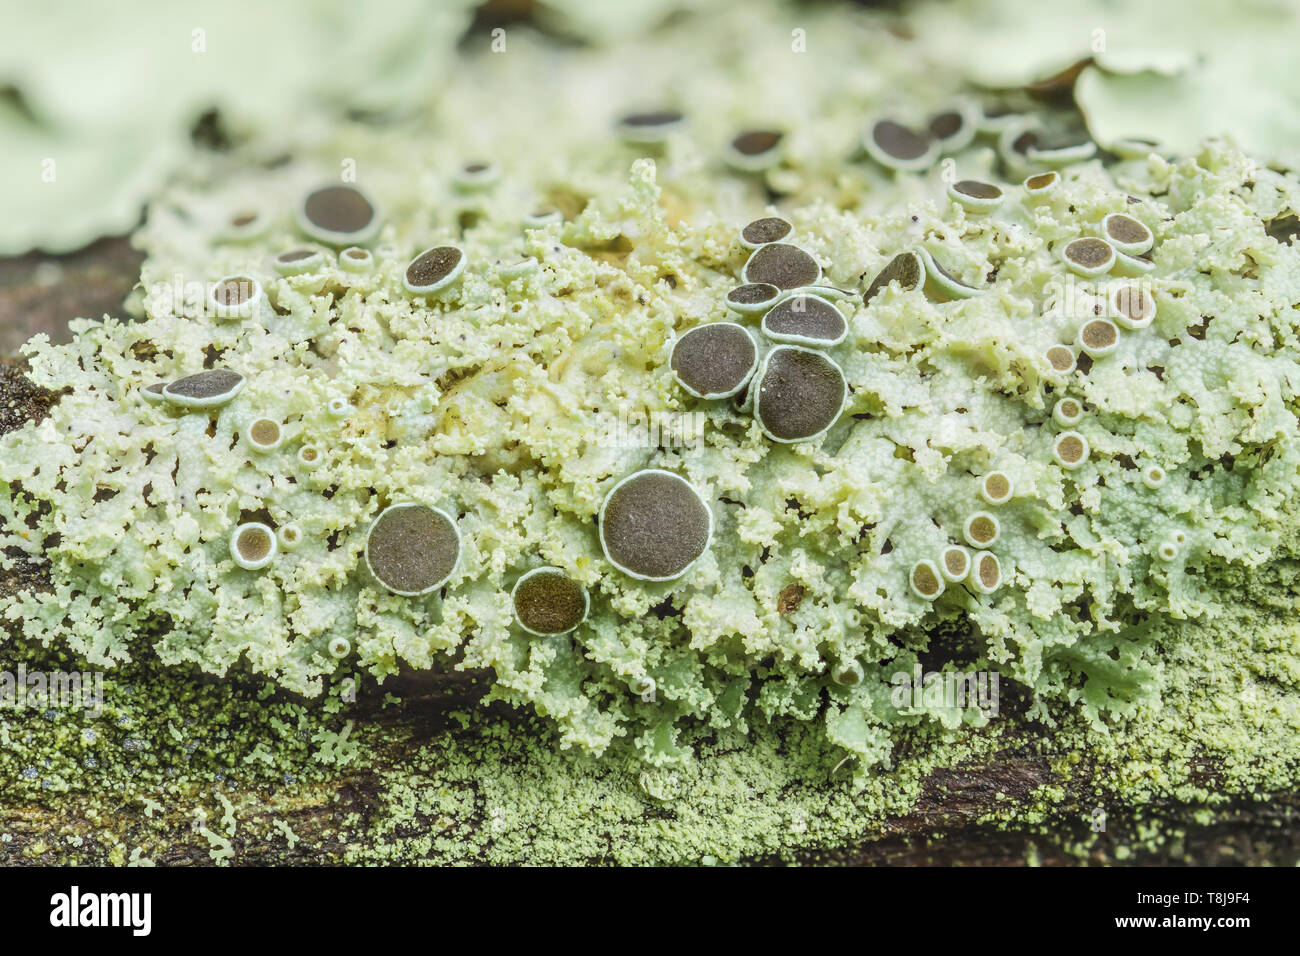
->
2, 0, 1300, 864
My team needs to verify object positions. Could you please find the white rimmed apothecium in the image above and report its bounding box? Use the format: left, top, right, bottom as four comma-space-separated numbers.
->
920, 249, 981, 299
1077, 318, 1120, 359
522, 208, 564, 229
218, 208, 268, 243
272, 248, 326, 276
1113, 249, 1156, 277
947, 179, 1004, 213
725, 129, 784, 172
1062, 237, 1116, 278
910, 560, 945, 600
209, 274, 268, 321
725, 282, 782, 316
140, 382, 168, 405
863, 118, 937, 173
1022, 170, 1059, 198
1052, 398, 1084, 428
338, 246, 373, 272
739, 216, 793, 250
244, 418, 283, 453
230, 522, 277, 571
403, 245, 467, 295
830, 659, 865, 686
364, 502, 461, 597
752, 345, 847, 443
1142, 463, 1168, 489
978, 471, 1014, 505
296, 184, 381, 246
939, 545, 971, 583
453, 161, 501, 192
297, 444, 323, 469
162, 368, 246, 410
1110, 283, 1156, 330
511, 567, 590, 636
599, 469, 713, 582
742, 242, 821, 290
669, 322, 759, 400
927, 102, 979, 153
1026, 133, 1096, 167
759, 293, 848, 347
276, 523, 303, 551
1101, 213, 1154, 256
968, 551, 1002, 594
1053, 431, 1090, 470
327, 397, 355, 418
963, 511, 1000, 549
863, 251, 925, 304
1044, 345, 1077, 375
616, 109, 685, 145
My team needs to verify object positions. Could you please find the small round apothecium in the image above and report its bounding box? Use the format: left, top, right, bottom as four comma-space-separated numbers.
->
1077, 318, 1120, 358
339, 246, 373, 272
163, 369, 246, 410
403, 245, 467, 295
245, 418, 283, 453
864, 118, 937, 173
939, 545, 971, 583
752, 346, 847, 443
1110, 283, 1156, 330
1023, 170, 1059, 198
725, 282, 782, 316
511, 567, 590, 636
968, 552, 1002, 594
830, 659, 865, 686
297, 184, 381, 246
725, 130, 784, 172
364, 503, 461, 597
863, 251, 925, 304
978, 471, 1014, 505
1062, 237, 1116, 278
209, 275, 265, 321
453, 161, 501, 192
273, 248, 326, 276
1044, 345, 1077, 375
669, 322, 759, 400
1053, 431, 1090, 470
910, 560, 945, 600
739, 216, 794, 250
1101, 213, 1154, 256
230, 523, 277, 571
276, 523, 303, 551
920, 249, 981, 299
742, 243, 822, 290
947, 179, 1004, 212
1052, 398, 1083, 428
617, 109, 685, 145
963, 511, 1000, 549
599, 470, 713, 582
1142, 463, 1168, 489
759, 294, 848, 347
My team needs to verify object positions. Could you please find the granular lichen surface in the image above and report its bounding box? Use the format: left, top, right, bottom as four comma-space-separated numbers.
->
1, 0, 1299, 864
